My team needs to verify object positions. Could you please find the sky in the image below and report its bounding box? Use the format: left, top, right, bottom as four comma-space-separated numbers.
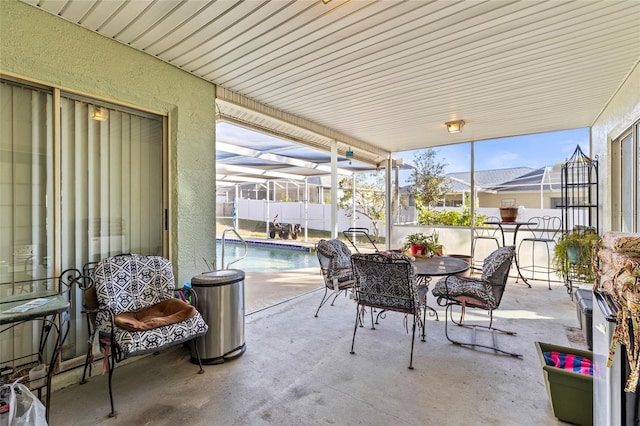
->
398, 127, 590, 174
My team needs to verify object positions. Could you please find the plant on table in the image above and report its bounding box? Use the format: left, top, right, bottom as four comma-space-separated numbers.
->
405, 232, 442, 257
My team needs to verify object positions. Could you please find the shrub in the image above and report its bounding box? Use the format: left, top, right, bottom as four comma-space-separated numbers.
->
417, 206, 486, 227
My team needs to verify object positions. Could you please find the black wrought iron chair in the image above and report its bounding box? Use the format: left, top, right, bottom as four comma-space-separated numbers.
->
471, 216, 501, 271
350, 253, 423, 369
78, 254, 208, 417
432, 246, 521, 357
517, 216, 561, 290
314, 239, 355, 317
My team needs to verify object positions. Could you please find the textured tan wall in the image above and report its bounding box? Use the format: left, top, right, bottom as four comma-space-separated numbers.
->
591, 62, 640, 232
0, 1, 217, 283
479, 191, 561, 209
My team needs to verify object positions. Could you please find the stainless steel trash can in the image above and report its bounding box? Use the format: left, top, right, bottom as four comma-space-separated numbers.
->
190, 269, 245, 365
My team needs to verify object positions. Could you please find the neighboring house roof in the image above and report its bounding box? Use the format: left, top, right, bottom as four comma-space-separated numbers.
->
445, 167, 535, 192
484, 164, 563, 193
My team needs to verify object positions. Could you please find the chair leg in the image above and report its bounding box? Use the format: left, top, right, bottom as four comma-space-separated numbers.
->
444, 303, 522, 358
193, 337, 205, 374
81, 321, 95, 384
408, 315, 417, 370
329, 289, 343, 306
374, 309, 388, 328
421, 301, 427, 342
314, 287, 330, 317
350, 304, 360, 355
107, 343, 117, 417
80, 344, 93, 384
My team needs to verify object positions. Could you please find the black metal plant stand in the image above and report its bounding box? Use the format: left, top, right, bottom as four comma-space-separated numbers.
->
559, 146, 599, 298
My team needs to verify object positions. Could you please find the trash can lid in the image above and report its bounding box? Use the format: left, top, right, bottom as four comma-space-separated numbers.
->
191, 269, 245, 286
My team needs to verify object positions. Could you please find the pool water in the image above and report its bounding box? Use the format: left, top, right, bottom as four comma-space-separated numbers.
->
216, 243, 316, 272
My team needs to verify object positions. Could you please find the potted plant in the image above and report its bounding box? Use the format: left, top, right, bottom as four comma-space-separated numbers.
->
425, 231, 444, 257
553, 227, 600, 282
406, 232, 429, 255
499, 207, 519, 222
405, 232, 443, 257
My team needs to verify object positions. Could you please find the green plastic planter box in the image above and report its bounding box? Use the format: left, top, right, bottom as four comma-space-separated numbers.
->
534, 341, 593, 426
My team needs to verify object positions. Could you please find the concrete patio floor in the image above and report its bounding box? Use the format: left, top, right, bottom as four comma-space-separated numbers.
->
48, 269, 587, 425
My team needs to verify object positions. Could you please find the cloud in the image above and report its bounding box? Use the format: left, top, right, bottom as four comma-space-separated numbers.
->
482, 152, 520, 170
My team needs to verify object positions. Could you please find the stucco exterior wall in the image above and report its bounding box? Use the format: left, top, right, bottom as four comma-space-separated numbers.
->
479, 191, 561, 210
591, 62, 640, 232
0, 1, 217, 283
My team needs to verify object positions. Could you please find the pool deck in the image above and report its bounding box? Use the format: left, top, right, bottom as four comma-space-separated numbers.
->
243, 266, 322, 313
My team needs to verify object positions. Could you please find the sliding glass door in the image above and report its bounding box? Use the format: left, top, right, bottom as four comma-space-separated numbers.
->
1, 77, 166, 362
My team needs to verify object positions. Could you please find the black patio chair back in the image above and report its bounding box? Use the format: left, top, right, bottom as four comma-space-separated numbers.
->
350, 253, 423, 369
314, 239, 355, 317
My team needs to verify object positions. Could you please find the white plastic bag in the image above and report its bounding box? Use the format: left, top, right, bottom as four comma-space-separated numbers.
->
0, 380, 47, 426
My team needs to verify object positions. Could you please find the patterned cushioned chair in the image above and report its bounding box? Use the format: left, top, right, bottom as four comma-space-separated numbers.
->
431, 246, 521, 357
350, 253, 423, 369
87, 254, 208, 417
314, 239, 355, 317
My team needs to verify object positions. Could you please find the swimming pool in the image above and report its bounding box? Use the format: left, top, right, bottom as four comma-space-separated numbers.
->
216, 242, 316, 272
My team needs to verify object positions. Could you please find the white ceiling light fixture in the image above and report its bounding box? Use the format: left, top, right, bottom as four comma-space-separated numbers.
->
445, 120, 465, 134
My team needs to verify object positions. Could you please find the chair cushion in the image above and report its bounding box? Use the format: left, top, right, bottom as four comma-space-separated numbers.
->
481, 246, 515, 281
114, 298, 197, 332
317, 239, 353, 281
94, 254, 176, 315
432, 276, 498, 309
103, 312, 209, 358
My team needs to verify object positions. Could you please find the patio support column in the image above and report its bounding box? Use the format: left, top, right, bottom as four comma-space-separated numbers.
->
351, 173, 356, 231
470, 142, 476, 247
331, 140, 338, 239
265, 181, 270, 237
394, 161, 399, 224
304, 177, 309, 242
234, 184, 239, 231
385, 156, 392, 250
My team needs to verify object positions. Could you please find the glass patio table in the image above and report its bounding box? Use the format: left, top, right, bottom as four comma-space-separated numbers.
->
1, 290, 70, 423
